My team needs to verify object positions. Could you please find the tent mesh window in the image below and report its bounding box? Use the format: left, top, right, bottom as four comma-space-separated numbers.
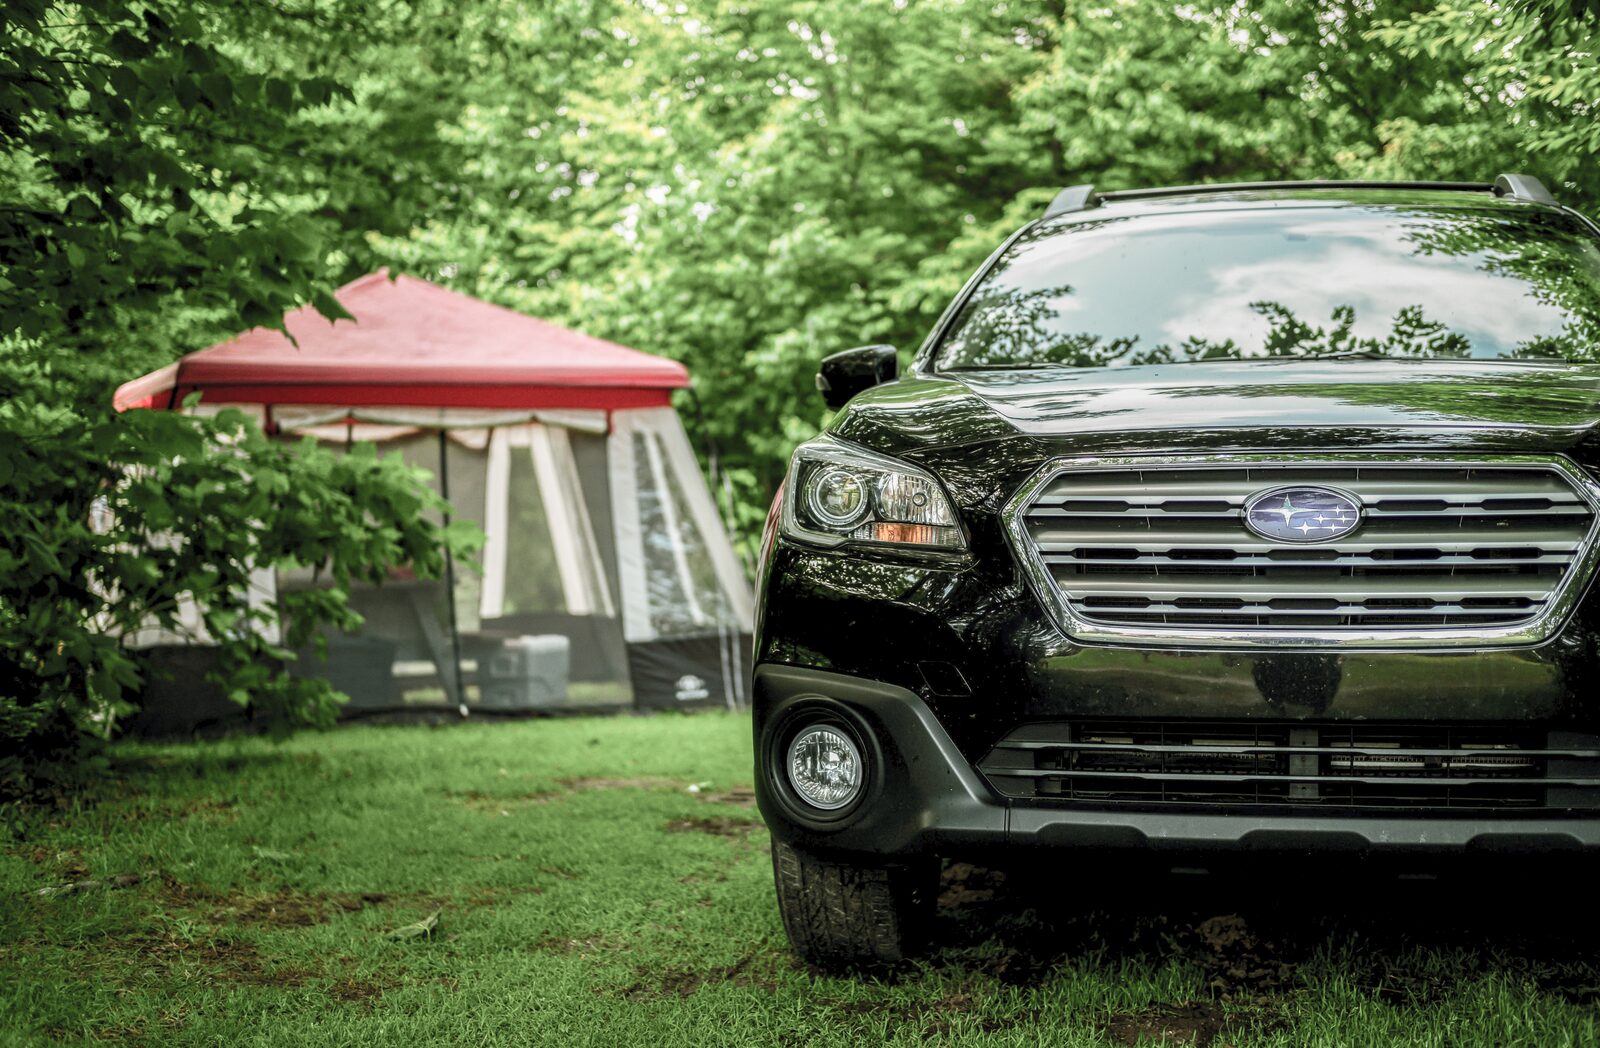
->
632, 429, 726, 638
503, 444, 567, 615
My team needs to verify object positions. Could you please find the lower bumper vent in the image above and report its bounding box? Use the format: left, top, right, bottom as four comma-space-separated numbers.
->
979, 721, 1600, 814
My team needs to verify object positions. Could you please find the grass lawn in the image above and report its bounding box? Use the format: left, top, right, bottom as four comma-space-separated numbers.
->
3, 712, 1599, 1047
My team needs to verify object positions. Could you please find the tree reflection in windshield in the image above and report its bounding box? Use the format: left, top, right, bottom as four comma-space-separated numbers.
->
1402, 209, 1600, 362
941, 295, 1473, 368
934, 202, 1600, 369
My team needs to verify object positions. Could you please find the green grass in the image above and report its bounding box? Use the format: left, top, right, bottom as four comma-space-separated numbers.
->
3, 713, 1599, 1047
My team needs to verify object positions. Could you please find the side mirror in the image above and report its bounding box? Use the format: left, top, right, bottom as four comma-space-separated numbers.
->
815, 345, 898, 411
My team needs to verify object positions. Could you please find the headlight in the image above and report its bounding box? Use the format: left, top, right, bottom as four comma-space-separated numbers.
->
781, 436, 965, 551
804, 467, 869, 529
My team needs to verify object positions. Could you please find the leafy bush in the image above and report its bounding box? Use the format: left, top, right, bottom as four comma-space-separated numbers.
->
0, 0, 470, 791
0, 397, 468, 797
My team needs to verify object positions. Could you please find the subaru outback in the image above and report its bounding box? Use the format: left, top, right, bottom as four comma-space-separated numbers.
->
753, 175, 1600, 967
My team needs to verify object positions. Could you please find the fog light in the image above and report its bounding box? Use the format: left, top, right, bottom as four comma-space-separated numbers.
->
786, 725, 864, 810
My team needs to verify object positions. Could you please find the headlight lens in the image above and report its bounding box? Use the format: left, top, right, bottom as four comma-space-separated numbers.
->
782, 437, 965, 551
786, 725, 864, 810
804, 467, 869, 528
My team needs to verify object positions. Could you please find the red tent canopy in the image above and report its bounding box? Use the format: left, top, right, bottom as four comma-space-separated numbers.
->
114, 272, 689, 413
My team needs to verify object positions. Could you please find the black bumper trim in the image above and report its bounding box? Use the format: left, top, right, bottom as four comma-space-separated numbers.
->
753, 664, 1600, 857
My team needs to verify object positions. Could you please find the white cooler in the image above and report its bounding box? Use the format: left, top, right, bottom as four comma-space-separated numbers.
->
478, 634, 570, 709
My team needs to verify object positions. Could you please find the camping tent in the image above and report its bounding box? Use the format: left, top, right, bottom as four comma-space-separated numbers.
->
114, 271, 753, 717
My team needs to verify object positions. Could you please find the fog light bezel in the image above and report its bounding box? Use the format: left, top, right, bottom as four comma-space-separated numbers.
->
762, 698, 880, 826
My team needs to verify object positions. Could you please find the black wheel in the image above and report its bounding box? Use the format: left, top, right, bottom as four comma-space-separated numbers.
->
771, 838, 939, 969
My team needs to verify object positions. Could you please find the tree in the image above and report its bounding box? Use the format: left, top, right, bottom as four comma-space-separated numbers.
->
0, 0, 476, 790
379, 0, 1598, 540
1371, 1, 1600, 202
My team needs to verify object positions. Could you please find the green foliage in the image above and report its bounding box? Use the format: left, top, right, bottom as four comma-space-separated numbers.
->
0, 397, 459, 796
0, 0, 477, 785
1372, 1, 1600, 201
377, 0, 1600, 533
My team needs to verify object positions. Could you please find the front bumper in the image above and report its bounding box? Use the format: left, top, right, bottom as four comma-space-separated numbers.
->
754, 664, 1600, 858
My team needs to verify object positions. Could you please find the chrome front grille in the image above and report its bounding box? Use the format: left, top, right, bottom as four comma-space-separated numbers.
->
978, 721, 1600, 813
1007, 456, 1600, 647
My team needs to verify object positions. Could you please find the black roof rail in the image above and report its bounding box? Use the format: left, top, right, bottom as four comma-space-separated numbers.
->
1098, 180, 1492, 202
1038, 177, 1565, 220
1493, 173, 1556, 204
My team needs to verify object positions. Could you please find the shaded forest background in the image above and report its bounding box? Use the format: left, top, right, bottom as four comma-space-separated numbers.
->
3, 0, 1598, 762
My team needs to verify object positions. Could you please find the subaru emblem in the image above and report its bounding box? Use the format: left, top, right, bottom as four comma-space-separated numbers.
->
1243, 486, 1363, 543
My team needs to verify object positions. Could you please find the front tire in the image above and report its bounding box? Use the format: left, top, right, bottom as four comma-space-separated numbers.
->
771, 839, 938, 969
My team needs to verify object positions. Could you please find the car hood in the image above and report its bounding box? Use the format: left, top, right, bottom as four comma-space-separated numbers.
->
829, 359, 1600, 499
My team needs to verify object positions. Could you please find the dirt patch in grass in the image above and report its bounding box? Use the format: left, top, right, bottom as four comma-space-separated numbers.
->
638, 968, 707, 999
449, 776, 692, 813
663, 816, 762, 839
447, 788, 553, 812
934, 863, 1073, 985
1190, 914, 1295, 998
152, 874, 229, 909
920, 996, 1039, 1039
446, 777, 758, 823
464, 885, 544, 907
219, 890, 371, 928
692, 786, 756, 807
21, 845, 84, 871
156, 877, 391, 929
620, 951, 785, 1000
20, 846, 91, 881
1101, 1001, 1234, 1047
104, 933, 313, 988
940, 861, 1004, 910
170, 797, 240, 822
559, 776, 680, 792
33, 871, 148, 898
329, 974, 399, 1006
533, 931, 623, 956
929, 864, 1304, 997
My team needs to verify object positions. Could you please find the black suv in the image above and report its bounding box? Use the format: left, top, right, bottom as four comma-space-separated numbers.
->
752, 176, 1600, 967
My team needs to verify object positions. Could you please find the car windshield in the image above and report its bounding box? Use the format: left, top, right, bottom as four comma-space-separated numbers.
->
933, 204, 1600, 370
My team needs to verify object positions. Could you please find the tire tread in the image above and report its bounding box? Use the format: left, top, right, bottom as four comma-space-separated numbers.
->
771, 839, 934, 968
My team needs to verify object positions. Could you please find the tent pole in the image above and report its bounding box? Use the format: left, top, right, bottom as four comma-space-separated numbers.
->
438, 429, 468, 718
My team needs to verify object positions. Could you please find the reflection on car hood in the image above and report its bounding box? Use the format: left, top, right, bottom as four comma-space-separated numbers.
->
830, 359, 1600, 470
959, 359, 1600, 433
